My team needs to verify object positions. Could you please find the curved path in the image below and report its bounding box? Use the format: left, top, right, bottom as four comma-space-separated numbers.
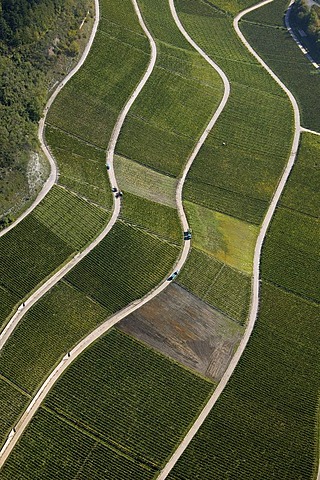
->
157, 0, 301, 478
0, 0, 101, 238
0, 0, 158, 348
285, 0, 320, 70
0, 0, 231, 468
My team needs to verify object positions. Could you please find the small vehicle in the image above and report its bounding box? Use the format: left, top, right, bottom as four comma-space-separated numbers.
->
111, 187, 117, 192
115, 191, 123, 198
106, 163, 111, 170
167, 270, 179, 281
184, 230, 192, 241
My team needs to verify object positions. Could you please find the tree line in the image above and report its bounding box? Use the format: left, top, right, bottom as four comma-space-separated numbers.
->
292, 0, 320, 53
0, 0, 89, 171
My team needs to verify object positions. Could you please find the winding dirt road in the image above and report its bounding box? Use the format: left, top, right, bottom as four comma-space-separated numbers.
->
0, 0, 230, 468
0, 0, 101, 239
156, 0, 301, 478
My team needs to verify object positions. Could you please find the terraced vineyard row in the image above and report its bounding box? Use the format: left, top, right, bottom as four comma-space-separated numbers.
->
163, 1, 320, 478
0, 331, 214, 479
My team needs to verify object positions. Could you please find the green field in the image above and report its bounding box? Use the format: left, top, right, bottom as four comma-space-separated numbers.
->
115, 0, 223, 177
120, 191, 181, 244
0, 408, 155, 480
114, 155, 177, 208
45, 127, 112, 208
168, 284, 320, 480
0, 185, 110, 325
177, 248, 251, 324
32, 185, 110, 250
280, 132, 320, 218
261, 207, 319, 301
0, 377, 29, 445
242, 0, 320, 132
47, 9, 150, 148
0, 330, 214, 478
65, 221, 179, 311
175, 0, 293, 224
0, 281, 109, 396
184, 201, 258, 273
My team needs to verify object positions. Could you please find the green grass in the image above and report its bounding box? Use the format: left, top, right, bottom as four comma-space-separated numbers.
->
261, 207, 320, 302
45, 126, 113, 208
43, 329, 214, 468
184, 201, 258, 273
0, 377, 29, 446
0, 281, 109, 396
242, 1, 320, 132
120, 191, 181, 244
167, 283, 320, 480
0, 408, 156, 480
32, 185, 110, 250
114, 155, 177, 208
178, 248, 251, 324
280, 132, 320, 218
65, 221, 180, 311
204, 0, 257, 15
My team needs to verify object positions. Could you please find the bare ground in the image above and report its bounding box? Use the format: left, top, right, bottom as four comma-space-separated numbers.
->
118, 283, 244, 382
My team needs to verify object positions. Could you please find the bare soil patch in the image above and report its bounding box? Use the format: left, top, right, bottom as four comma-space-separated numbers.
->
118, 283, 243, 382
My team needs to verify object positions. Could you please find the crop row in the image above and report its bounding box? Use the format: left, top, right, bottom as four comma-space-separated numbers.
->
0, 378, 29, 446
177, 248, 251, 324
242, 1, 320, 132
44, 329, 214, 467
175, 0, 293, 225
0, 288, 20, 331
45, 126, 112, 208
0, 330, 214, 477
120, 191, 181, 244
261, 206, 319, 302
65, 221, 180, 311
47, 23, 150, 148
279, 132, 320, 218
115, 0, 223, 177
0, 281, 109, 397
168, 282, 320, 480
32, 185, 110, 250
0, 408, 155, 480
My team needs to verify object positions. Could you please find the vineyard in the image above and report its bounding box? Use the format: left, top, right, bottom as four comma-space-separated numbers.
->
0, 330, 214, 478
0, 185, 110, 329
163, 0, 320, 470
116, 0, 223, 177
65, 221, 179, 312
177, 248, 251, 324
114, 155, 177, 208
175, 0, 293, 224
0, 281, 108, 396
0, 0, 319, 478
184, 200, 258, 273
242, 0, 320, 131
120, 192, 181, 244
45, 127, 112, 208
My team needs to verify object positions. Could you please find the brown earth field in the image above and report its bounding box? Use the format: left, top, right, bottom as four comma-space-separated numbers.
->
118, 283, 244, 382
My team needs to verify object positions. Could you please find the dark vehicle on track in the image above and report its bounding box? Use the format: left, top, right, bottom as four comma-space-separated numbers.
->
167, 270, 179, 281
111, 187, 117, 192
184, 230, 192, 240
